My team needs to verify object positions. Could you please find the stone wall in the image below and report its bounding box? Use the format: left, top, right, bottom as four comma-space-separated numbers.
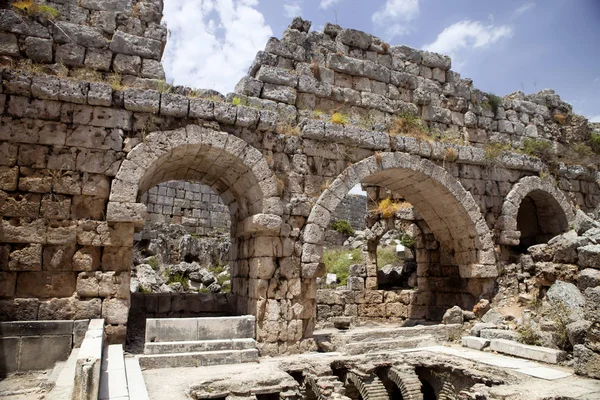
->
129, 292, 232, 318
140, 180, 230, 236
0, 2, 599, 356
332, 194, 367, 231
0, 319, 88, 375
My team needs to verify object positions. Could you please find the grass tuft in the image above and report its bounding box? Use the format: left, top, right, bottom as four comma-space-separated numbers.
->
331, 219, 354, 235
331, 112, 349, 125
387, 112, 430, 141
322, 248, 363, 286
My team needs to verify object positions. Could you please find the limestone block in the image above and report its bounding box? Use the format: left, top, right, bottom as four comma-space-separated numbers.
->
262, 83, 297, 105
24, 37, 53, 63
8, 96, 61, 120
189, 98, 214, 119
0, 32, 19, 56
124, 88, 159, 113
234, 76, 263, 97
141, 59, 165, 80
43, 244, 76, 271
578, 244, 600, 269
113, 53, 142, 75
40, 194, 71, 219
579, 269, 600, 292
574, 345, 600, 379
56, 43, 86, 67
0, 219, 47, 244
46, 222, 77, 245
85, 49, 113, 72
102, 298, 129, 325
0, 272, 16, 298
160, 93, 189, 117
256, 65, 298, 87
59, 79, 88, 104
53, 21, 106, 47
98, 271, 129, 298
17, 271, 76, 297
101, 246, 132, 271
73, 247, 101, 271
82, 174, 111, 198
77, 272, 99, 297
385, 302, 408, 318
3, 71, 31, 97
235, 106, 259, 128
31, 75, 60, 100
106, 202, 147, 229
0, 192, 40, 218
0, 142, 18, 166
214, 102, 237, 124
77, 221, 134, 247
110, 30, 163, 60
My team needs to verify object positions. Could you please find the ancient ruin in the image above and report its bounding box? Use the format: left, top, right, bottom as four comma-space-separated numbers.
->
1, 0, 600, 399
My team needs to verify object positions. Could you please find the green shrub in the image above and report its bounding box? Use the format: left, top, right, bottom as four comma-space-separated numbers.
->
590, 131, 600, 154
331, 219, 354, 235
398, 232, 415, 249
168, 272, 189, 289
484, 93, 503, 114
147, 256, 159, 271
484, 142, 511, 160
322, 248, 363, 286
518, 322, 542, 346
376, 246, 399, 269
522, 138, 552, 159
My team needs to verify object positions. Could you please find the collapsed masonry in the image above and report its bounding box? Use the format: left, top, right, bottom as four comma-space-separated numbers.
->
1, 0, 600, 377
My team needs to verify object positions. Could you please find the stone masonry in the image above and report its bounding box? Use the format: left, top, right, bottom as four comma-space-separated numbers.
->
0, 1, 599, 356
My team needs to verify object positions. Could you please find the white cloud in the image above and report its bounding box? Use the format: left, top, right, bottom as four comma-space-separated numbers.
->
590, 115, 600, 123
319, 0, 343, 9
162, 0, 273, 95
513, 2, 536, 18
284, 1, 302, 18
372, 0, 420, 38
423, 20, 513, 59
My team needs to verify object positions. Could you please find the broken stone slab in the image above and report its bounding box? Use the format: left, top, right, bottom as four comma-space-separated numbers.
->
442, 305, 464, 325
461, 336, 490, 351
480, 329, 520, 341
489, 339, 566, 364
578, 244, 600, 269
331, 316, 352, 330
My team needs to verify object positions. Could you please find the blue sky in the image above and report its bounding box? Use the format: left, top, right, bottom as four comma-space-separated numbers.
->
162, 0, 600, 122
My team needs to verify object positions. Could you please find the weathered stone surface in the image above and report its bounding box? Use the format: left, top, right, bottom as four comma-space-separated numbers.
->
442, 305, 464, 324
579, 269, 600, 292
574, 345, 600, 379
546, 280, 585, 322
578, 244, 600, 269
24, 37, 53, 63
110, 30, 163, 60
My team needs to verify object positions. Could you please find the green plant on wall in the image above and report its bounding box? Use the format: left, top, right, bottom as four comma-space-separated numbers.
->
331, 219, 354, 235
12, 0, 59, 19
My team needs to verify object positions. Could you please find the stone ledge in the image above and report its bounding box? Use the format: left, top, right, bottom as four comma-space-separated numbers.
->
489, 338, 567, 364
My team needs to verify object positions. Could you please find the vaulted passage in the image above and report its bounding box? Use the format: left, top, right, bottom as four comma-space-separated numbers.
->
516, 190, 569, 249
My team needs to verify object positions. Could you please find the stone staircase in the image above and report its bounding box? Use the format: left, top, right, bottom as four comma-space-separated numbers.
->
138, 316, 259, 369
323, 324, 461, 355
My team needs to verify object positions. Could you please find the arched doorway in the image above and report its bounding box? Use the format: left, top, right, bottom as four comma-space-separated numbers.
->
303, 152, 496, 322
106, 125, 285, 346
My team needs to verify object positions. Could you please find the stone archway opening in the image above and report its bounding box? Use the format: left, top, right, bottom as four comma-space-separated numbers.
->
305, 153, 497, 325
106, 125, 283, 350
516, 190, 570, 251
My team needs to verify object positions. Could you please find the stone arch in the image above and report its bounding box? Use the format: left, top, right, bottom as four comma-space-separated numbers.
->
107, 124, 281, 228
496, 176, 574, 247
106, 124, 283, 318
387, 367, 424, 400
302, 152, 496, 281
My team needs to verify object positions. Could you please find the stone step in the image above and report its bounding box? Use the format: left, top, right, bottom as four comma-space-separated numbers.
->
47, 347, 79, 400
138, 348, 259, 369
345, 335, 436, 355
125, 357, 149, 400
489, 339, 567, 364
99, 344, 129, 400
480, 329, 520, 341
144, 338, 256, 355
145, 316, 255, 343
343, 324, 460, 343
461, 336, 490, 350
